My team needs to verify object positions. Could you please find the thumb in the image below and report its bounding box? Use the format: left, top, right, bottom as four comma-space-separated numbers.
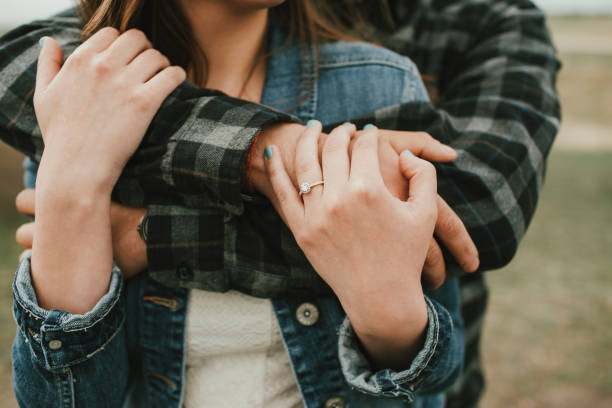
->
36, 37, 63, 93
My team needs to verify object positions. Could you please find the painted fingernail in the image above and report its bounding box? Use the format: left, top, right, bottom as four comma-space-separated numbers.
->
342, 122, 353, 127
402, 149, 415, 157
38, 37, 46, 48
264, 146, 273, 160
306, 120, 319, 128
363, 124, 376, 130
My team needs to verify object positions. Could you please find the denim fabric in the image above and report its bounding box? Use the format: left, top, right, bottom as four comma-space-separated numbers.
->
13, 22, 463, 408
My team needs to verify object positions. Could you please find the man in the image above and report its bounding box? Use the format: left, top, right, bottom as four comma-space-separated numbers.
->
0, 0, 560, 405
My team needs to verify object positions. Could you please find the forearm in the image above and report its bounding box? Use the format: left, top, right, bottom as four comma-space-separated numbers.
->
32, 156, 114, 314
373, 0, 562, 270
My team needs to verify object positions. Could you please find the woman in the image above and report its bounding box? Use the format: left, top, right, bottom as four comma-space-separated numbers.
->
12, 0, 463, 406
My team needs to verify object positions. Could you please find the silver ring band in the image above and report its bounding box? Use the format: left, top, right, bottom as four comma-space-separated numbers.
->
298, 181, 324, 196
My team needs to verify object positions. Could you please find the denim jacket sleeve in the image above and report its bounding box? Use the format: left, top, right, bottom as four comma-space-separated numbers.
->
337, 278, 463, 401
12, 253, 129, 408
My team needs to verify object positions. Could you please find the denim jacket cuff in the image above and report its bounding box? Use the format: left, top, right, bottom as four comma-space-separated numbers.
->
337, 295, 455, 400
12, 252, 125, 370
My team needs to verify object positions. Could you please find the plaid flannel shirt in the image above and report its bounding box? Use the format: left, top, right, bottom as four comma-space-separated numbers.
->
0, 1, 560, 406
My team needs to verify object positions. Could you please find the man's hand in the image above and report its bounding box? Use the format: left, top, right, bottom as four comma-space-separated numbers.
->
252, 124, 479, 289
15, 189, 148, 279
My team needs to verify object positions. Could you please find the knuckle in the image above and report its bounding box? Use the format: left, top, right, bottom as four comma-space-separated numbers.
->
325, 197, 344, 217
351, 180, 377, 203
99, 26, 120, 38
124, 28, 147, 42
294, 229, 313, 249
438, 213, 462, 237
129, 88, 153, 111
91, 56, 114, 76
166, 66, 186, 83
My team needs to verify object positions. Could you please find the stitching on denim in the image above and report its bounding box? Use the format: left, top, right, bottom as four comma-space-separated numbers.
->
142, 296, 178, 309
319, 59, 415, 73
146, 371, 177, 389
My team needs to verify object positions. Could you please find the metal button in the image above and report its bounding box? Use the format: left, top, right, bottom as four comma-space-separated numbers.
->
324, 396, 345, 408
296, 302, 319, 326
176, 263, 194, 280
48, 340, 62, 350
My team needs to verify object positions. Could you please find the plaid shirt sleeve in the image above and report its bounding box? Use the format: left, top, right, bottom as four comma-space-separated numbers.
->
346, 0, 561, 271
0, 12, 297, 212
0, 12, 297, 281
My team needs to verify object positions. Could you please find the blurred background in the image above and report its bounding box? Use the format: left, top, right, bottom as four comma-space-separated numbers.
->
0, 1, 610, 407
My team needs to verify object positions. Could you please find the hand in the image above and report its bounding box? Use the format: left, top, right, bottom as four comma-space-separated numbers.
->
382, 130, 479, 278
34, 28, 186, 193
15, 189, 148, 279
253, 124, 479, 289
264, 122, 437, 369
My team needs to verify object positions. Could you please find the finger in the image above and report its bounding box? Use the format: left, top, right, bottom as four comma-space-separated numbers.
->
322, 123, 353, 195
76, 26, 120, 54
421, 238, 446, 290
383, 130, 456, 162
264, 145, 304, 229
104, 29, 152, 66
126, 48, 171, 83
349, 125, 384, 186
399, 150, 437, 209
295, 120, 324, 207
15, 223, 35, 249
435, 196, 480, 273
143, 66, 186, 106
15, 189, 35, 215
35, 37, 64, 93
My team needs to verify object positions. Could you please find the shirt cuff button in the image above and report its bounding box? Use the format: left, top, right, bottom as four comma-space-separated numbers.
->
296, 302, 319, 326
48, 339, 62, 350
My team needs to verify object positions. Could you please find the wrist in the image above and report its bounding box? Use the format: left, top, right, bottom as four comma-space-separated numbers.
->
38, 144, 120, 196
250, 122, 304, 197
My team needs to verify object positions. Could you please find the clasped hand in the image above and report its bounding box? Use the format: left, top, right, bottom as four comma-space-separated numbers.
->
264, 122, 439, 368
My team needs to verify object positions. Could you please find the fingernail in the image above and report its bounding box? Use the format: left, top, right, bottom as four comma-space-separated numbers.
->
402, 149, 414, 157
342, 122, 353, 127
264, 146, 273, 160
306, 120, 319, 128
38, 37, 46, 48
363, 124, 376, 130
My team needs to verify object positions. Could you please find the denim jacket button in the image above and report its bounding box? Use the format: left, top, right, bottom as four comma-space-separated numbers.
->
48, 339, 62, 350
296, 302, 319, 326
324, 396, 345, 408
176, 264, 194, 281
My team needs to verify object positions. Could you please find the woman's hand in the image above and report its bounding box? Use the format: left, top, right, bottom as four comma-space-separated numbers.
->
15, 189, 148, 278
30, 28, 184, 313
255, 124, 479, 290
264, 122, 438, 369
34, 28, 186, 192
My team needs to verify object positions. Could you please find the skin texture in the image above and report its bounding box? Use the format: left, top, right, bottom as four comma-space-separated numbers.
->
264, 122, 437, 369
30, 29, 185, 313
19, 0, 475, 332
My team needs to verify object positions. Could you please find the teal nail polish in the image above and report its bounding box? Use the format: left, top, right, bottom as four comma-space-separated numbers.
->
342, 122, 353, 126
38, 37, 46, 48
264, 146, 273, 160
363, 124, 376, 130
402, 149, 415, 157
306, 120, 319, 128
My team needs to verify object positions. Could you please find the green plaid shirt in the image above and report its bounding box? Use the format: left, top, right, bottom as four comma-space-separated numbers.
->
0, 1, 561, 406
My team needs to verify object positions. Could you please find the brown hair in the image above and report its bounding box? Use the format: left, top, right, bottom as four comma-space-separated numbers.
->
78, 0, 393, 87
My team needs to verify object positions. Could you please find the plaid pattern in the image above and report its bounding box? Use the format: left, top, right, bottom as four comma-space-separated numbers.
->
0, 1, 561, 406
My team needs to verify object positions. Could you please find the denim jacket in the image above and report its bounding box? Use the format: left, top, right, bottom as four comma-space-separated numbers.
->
13, 22, 463, 408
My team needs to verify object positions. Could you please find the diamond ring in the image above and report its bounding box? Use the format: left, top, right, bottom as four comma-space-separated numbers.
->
298, 181, 324, 196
